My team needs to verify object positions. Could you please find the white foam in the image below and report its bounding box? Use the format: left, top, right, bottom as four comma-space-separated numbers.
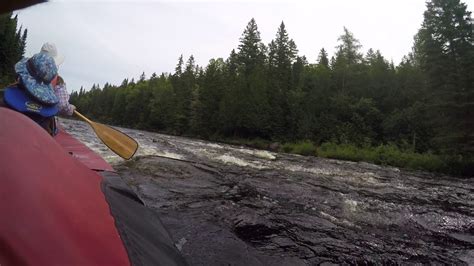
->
216, 154, 268, 169
217, 154, 250, 167
134, 141, 185, 160
283, 164, 335, 176
203, 143, 223, 149
182, 147, 216, 159
239, 149, 276, 160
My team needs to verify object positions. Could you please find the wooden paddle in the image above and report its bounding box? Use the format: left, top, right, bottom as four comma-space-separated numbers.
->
74, 110, 138, 160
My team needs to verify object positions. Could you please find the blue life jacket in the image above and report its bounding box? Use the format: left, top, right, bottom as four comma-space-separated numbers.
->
3, 84, 59, 135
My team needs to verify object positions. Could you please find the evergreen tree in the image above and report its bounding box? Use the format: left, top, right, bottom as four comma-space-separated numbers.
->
417, 0, 473, 155
149, 75, 175, 131
298, 53, 332, 141
195, 58, 226, 136
175, 55, 184, 76
111, 89, 127, 125
237, 18, 266, 74
139, 72, 146, 82
365, 49, 396, 112
0, 13, 27, 86
332, 27, 365, 94
225, 18, 270, 137
219, 49, 239, 134
267, 21, 298, 138
268, 22, 298, 77
317, 48, 329, 68
120, 78, 129, 87
172, 55, 197, 134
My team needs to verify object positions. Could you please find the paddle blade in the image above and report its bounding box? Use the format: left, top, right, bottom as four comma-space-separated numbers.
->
91, 122, 138, 160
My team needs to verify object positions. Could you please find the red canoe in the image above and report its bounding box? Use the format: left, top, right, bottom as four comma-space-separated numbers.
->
0, 107, 186, 266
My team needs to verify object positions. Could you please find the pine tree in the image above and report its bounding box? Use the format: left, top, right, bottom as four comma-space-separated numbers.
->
149, 75, 175, 131
195, 58, 226, 136
317, 48, 329, 68
139, 72, 146, 82
268, 22, 297, 73
417, 0, 473, 155
172, 55, 197, 134
120, 78, 129, 87
0, 13, 27, 86
365, 49, 395, 112
237, 18, 266, 75
175, 54, 184, 76
267, 21, 298, 138
226, 18, 270, 137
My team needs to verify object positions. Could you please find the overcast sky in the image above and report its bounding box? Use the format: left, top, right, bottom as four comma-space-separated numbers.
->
15, 0, 473, 91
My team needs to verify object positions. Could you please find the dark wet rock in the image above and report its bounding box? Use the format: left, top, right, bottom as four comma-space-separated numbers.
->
60, 118, 474, 265
114, 154, 474, 265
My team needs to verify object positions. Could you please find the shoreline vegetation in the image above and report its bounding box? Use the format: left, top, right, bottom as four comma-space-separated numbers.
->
193, 137, 473, 177
64, 115, 473, 177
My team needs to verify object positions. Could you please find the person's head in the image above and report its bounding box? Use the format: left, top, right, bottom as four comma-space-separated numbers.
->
15, 52, 59, 105
40, 42, 64, 67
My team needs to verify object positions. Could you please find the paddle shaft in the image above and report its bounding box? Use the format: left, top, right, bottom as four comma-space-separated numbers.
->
74, 110, 93, 125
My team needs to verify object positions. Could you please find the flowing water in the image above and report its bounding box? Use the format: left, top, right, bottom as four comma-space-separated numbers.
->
60, 118, 474, 265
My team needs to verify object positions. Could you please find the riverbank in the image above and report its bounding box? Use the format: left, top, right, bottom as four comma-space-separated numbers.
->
63, 114, 472, 177
201, 137, 473, 177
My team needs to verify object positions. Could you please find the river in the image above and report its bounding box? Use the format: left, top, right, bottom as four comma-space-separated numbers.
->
60, 118, 474, 265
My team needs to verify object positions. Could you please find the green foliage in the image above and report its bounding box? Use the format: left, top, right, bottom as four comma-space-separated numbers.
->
282, 141, 317, 156
317, 142, 448, 173
416, 0, 474, 155
317, 48, 329, 68
67, 10, 473, 175
267, 22, 299, 138
221, 18, 271, 138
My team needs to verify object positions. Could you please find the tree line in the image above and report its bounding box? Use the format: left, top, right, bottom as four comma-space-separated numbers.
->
0, 0, 468, 174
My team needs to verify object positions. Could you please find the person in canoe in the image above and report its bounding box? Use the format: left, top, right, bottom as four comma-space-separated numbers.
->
2, 51, 60, 135
2, 42, 75, 135
40, 42, 76, 116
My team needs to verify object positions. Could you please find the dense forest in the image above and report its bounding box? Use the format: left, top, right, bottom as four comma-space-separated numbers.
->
0, 1, 472, 175
69, 0, 473, 175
